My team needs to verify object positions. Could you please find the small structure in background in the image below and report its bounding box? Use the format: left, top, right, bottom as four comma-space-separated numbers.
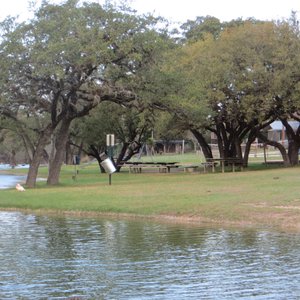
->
268, 121, 300, 148
153, 139, 192, 155
16, 183, 25, 192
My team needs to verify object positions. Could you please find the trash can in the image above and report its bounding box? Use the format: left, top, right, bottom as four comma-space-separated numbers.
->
100, 158, 116, 174
73, 155, 80, 165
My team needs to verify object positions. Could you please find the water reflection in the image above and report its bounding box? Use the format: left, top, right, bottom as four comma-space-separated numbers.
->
0, 212, 300, 299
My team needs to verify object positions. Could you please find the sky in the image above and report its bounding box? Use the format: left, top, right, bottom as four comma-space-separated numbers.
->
0, 0, 299, 24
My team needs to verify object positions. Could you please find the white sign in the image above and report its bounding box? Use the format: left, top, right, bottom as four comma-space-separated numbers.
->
106, 134, 115, 146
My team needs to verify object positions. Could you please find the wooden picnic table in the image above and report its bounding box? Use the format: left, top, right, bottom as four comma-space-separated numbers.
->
120, 161, 179, 173
207, 158, 244, 173
120, 161, 177, 165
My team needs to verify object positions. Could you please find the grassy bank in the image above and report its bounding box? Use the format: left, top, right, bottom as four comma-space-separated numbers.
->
0, 158, 300, 231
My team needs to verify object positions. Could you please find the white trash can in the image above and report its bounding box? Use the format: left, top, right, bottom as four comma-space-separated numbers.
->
100, 158, 116, 174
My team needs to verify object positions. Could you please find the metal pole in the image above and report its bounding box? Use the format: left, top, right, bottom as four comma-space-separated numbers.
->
263, 143, 267, 164
106, 134, 115, 186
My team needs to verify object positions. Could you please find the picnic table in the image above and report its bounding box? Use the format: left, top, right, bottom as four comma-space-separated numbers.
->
120, 161, 179, 173
207, 158, 244, 173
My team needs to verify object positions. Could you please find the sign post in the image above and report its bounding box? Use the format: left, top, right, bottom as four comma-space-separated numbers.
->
106, 134, 115, 185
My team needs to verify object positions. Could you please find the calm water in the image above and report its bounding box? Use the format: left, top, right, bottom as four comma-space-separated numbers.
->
0, 212, 300, 299
0, 175, 26, 189
0, 164, 29, 189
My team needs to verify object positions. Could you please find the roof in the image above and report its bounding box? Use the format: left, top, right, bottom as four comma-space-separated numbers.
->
269, 121, 300, 131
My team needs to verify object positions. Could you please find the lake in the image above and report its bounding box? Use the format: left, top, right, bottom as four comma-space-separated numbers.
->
0, 211, 299, 299
0, 174, 26, 189
0, 164, 29, 190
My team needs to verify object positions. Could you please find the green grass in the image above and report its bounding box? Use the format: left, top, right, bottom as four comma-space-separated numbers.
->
1, 153, 300, 231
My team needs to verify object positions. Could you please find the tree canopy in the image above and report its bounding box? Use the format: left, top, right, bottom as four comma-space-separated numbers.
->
1, 1, 300, 188
153, 19, 300, 165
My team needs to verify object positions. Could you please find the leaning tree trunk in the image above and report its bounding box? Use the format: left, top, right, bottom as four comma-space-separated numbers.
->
88, 144, 106, 173
243, 133, 257, 168
26, 127, 52, 188
190, 129, 212, 160
257, 132, 290, 166
47, 119, 72, 185
116, 141, 142, 172
18, 128, 35, 163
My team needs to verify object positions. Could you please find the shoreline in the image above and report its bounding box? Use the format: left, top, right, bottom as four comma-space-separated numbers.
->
1, 207, 299, 233
1, 164, 300, 233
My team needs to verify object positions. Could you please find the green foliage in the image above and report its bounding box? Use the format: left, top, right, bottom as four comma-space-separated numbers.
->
180, 16, 222, 42
71, 101, 154, 159
74, 102, 148, 142
173, 18, 300, 128
150, 18, 300, 162
0, 0, 169, 122
153, 111, 187, 141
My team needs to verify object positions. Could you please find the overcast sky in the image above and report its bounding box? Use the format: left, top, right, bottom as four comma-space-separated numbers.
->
130, 0, 299, 22
0, 0, 299, 23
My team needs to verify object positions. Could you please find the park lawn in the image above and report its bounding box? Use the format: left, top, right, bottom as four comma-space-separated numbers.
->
0, 162, 300, 231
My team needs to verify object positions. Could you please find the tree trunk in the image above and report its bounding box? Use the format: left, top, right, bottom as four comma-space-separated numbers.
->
234, 137, 243, 159
47, 119, 72, 185
257, 132, 290, 166
281, 119, 300, 166
243, 134, 257, 168
19, 129, 35, 163
65, 139, 73, 165
288, 141, 300, 165
26, 128, 52, 188
217, 123, 229, 158
10, 150, 16, 168
116, 143, 128, 171
190, 129, 212, 160
89, 144, 106, 173
115, 141, 142, 172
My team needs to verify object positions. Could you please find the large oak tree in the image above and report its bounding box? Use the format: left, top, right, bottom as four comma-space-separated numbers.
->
0, 0, 168, 186
157, 19, 300, 166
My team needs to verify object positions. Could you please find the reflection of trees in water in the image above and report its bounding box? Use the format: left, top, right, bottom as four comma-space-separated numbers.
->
99, 220, 211, 261
103, 222, 300, 268
2, 212, 300, 299
33, 215, 97, 298
35, 215, 77, 260
29, 216, 300, 265
29, 215, 300, 281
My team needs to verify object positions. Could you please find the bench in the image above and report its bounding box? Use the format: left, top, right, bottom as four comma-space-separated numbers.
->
128, 164, 168, 173
207, 158, 244, 172
227, 160, 244, 172
165, 164, 180, 172
180, 164, 202, 172
201, 162, 217, 173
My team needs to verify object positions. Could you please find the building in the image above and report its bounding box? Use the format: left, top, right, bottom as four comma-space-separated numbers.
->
268, 120, 300, 148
